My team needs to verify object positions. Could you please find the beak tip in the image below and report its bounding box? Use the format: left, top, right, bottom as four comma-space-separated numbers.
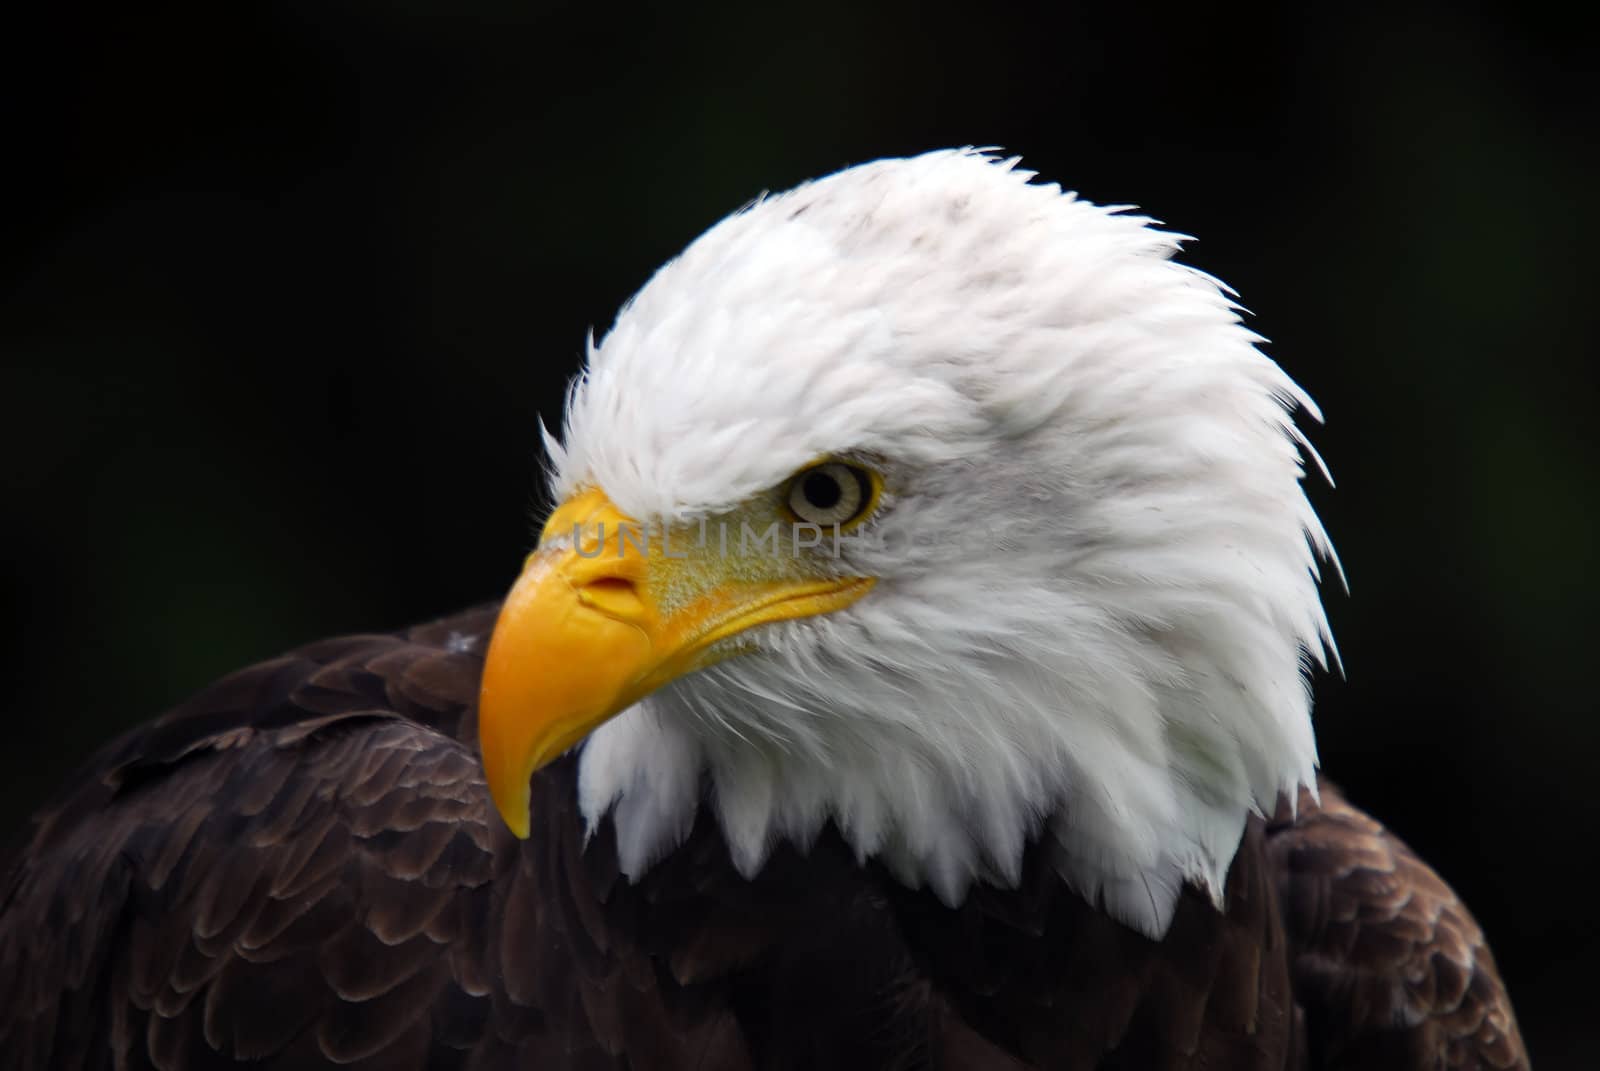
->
483, 758, 534, 840
493, 788, 533, 840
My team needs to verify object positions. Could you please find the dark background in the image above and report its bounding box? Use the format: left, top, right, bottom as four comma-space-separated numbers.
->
3, 1, 1595, 1061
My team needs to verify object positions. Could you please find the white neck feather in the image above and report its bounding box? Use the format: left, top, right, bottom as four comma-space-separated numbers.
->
576, 422, 1333, 939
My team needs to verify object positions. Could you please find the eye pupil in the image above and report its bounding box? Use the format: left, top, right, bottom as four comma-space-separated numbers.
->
803, 471, 842, 510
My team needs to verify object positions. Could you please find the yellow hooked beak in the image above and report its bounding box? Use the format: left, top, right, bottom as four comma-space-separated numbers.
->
477, 487, 875, 837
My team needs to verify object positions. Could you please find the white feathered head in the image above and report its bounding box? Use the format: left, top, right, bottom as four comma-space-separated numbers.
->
477, 149, 1337, 938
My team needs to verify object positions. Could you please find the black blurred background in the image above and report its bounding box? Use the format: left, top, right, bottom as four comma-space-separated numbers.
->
3, 1, 1595, 1061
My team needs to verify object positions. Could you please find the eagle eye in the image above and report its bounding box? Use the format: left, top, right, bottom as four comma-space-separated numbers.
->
786, 462, 876, 528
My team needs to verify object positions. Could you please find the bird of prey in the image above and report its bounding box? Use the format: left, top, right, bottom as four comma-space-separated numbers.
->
0, 150, 1528, 1070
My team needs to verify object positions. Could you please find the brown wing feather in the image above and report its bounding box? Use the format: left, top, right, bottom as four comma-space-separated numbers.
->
1267, 782, 1530, 1070
0, 608, 509, 1070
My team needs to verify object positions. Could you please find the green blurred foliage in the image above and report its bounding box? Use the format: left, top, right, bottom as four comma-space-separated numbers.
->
2, 0, 1594, 1060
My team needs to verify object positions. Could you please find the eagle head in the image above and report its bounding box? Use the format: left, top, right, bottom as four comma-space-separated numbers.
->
477, 149, 1337, 938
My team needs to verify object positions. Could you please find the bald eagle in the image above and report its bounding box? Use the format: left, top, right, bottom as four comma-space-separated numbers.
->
1, 151, 1527, 1070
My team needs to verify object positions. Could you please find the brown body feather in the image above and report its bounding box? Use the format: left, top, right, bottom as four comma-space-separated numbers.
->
0, 607, 1527, 1069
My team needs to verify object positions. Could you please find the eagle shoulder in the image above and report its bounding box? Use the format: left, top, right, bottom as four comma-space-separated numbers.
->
1267, 782, 1529, 1070
0, 607, 512, 1069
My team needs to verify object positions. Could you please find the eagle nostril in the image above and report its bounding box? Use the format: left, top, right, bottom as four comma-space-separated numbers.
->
577, 576, 646, 620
